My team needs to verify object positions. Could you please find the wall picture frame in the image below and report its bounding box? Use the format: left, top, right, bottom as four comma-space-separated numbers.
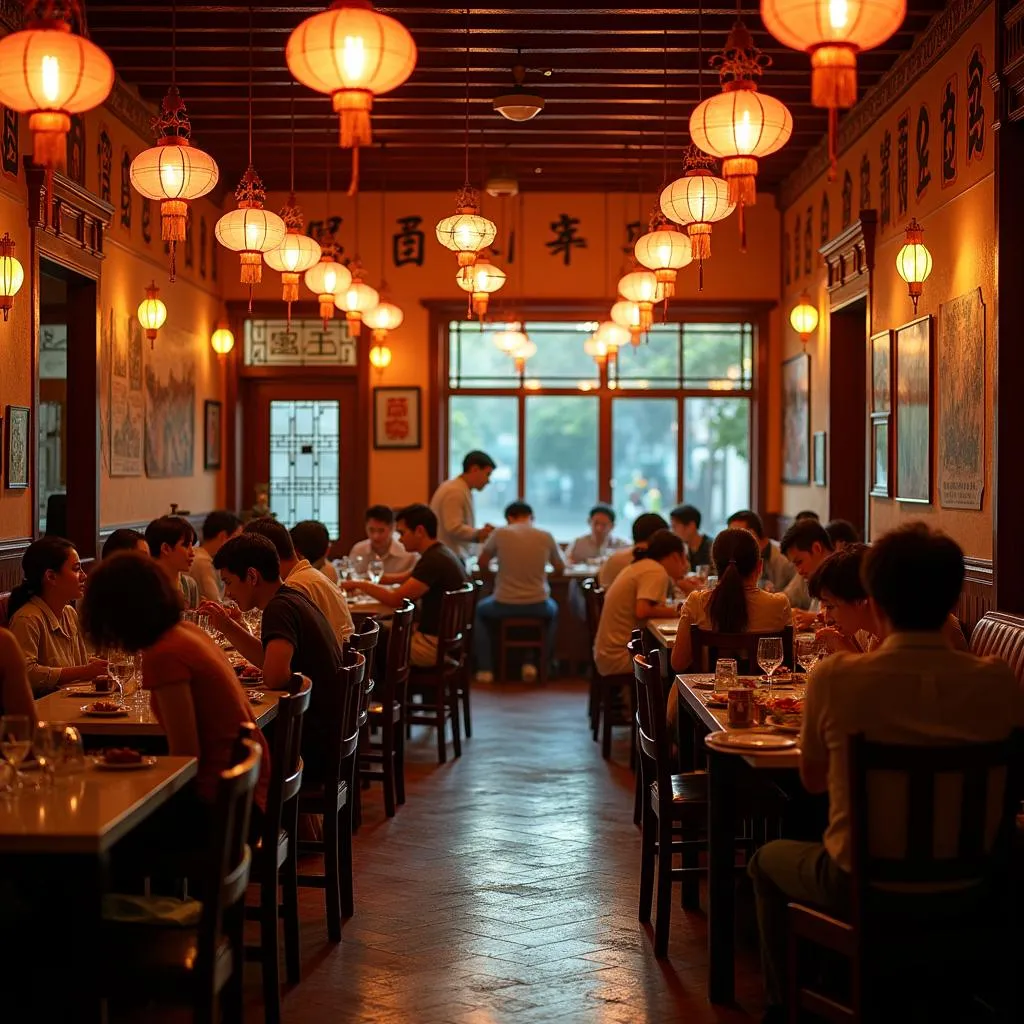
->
203, 400, 222, 471
870, 329, 893, 414
812, 431, 827, 486
893, 315, 933, 504
374, 386, 422, 449
782, 353, 811, 484
5, 405, 29, 489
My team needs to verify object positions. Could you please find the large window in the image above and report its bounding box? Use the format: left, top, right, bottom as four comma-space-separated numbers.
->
444, 317, 756, 540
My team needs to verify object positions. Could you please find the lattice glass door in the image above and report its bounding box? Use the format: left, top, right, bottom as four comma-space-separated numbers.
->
268, 400, 340, 536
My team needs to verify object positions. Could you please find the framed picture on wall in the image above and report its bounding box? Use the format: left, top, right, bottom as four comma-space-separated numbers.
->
894, 315, 933, 503
782, 353, 810, 484
872, 419, 890, 496
870, 329, 893, 413
813, 431, 827, 486
5, 406, 29, 489
374, 386, 421, 449
203, 400, 222, 471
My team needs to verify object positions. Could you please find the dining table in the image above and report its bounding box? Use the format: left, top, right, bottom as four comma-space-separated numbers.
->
674, 673, 802, 1003
347, 590, 396, 620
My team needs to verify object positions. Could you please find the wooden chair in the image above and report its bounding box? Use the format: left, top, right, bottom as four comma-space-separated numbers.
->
406, 583, 474, 763
0, 591, 9, 629
689, 625, 794, 674
456, 578, 484, 738
244, 675, 310, 1024
581, 577, 634, 760
787, 729, 1024, 1022
346, 618, 380, 832
297, 651, 364, 939
969, 611, 1024, 686
361, 600, 415, 816
496, 617, 548, 683
100, 739, 263, 1024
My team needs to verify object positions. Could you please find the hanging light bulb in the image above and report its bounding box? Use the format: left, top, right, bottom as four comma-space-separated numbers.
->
210, 322, 235, 356
895, 218, 932, 313
594, 321, 631, 349
689, 16, 792, 247
661, 146, 736, 290
617, 268, 661, 332
263, 194, 322, 326
304, 243, 353, 330
634, 213, 693, 301
0, 234, 25, 323
369, 344, 393, 369
363, 301, 404, 343
0, 0, 114, 172
492, 322, 530, 355
610, 299, 644, 347
437, 185, 497, 269
335, 260, 379, 337
584, 335, 616, 368
456, 253, 506, 319
510, 337, 537, 376
789, 291, 819, 344
137, 281, 168, 349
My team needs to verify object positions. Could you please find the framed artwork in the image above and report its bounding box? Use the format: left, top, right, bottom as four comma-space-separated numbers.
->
894, 315, 933, 503
203, 400, 222, 470
782, 353, 810, 484
870, 329, 892, 413
5, 405, 29, 489
813, 431, 827, 486
374, 386, 421, 449
872, 419, 890, 496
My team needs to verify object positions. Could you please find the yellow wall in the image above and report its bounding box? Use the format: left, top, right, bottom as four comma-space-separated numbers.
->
778, 2, 995, 558
0, 84, 226, 534
220, 188, 782, 510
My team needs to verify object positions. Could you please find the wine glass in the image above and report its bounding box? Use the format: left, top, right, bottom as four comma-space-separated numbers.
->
368, 555, 384, 585
756, 636, 784, 692
796, 633, 820, 676
32, 721, 65, 788
0, 715, 32, 792
336, 557, 352, 582
52, 724, 86, 782
107, 650, 133, 705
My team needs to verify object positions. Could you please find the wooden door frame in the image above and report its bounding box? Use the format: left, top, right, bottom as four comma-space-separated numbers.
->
25, 160, 112, 558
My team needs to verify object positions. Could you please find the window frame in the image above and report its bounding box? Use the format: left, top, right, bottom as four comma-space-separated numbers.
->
427, 299, 773, 525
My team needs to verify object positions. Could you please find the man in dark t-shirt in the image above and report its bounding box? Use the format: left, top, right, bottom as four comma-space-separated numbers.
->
206, 533, 344, 785
340, 502, 467, 667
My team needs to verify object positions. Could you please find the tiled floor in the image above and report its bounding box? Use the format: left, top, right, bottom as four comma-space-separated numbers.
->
269, 680, 766, 1024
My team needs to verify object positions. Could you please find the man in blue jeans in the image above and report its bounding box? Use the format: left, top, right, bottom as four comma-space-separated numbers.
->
474, 501, 564, 683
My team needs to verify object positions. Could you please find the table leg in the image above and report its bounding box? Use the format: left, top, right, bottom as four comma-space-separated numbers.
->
707, 748, 737, 1004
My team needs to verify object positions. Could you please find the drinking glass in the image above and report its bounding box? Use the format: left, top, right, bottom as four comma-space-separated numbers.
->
756, 636, 784, 692
32, 721, 65, 788
107, 651, 133, 704
368, 556, 384, 585
242, 608, 262, 636
715, 658, 738, 691
52, 725, 86, 782
0, 715, 32, 791
697, 564, 711, 582
796, 633, 820, 675
705, 575, 719, 590
350, 554, 367, 580
336, 557, 352, 582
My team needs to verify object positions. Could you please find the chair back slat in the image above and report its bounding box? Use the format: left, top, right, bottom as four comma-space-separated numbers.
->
848, 730, 1024, 893
346, 618, 381, 726
382, 600, 415, 708
689, 625, 794, 674
433, 583, 474, 670
316, 654, 365, 786
262, 674, 312, 847
630, 643, 674, 819
581, 578, 604, 643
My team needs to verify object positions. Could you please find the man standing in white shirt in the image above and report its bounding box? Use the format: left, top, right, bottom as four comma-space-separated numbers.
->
747, 523, 1024, 1023
189, 510, 242, 602
429, 450, 497, 562
349, 504, 419, 576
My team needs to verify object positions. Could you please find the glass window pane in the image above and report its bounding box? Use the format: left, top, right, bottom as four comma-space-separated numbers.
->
612, 398, 678, 533
683, 397, 750, 536
448, 395, 519, 528
515, 322, 598, 387
613, 323, 680, 389
682, 323, 753, 390
449, 322, 518, 388
524, 395, 598, 541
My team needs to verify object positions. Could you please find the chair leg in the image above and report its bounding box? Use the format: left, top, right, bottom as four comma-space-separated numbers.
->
601, 690, 613, 760
339, 803, 355, 919
282, 811, 301, 985
220, 903, 246, 1024
381, 725, 396, 818
394, 722, 407, 805
680, 828, 701, 910
351, 773, 362, 834
461, 677, 473, 738
450, 682, 462, 759
638, 801, 656, 924
632, 765, 642, 826
653, 820, 673, 958
323, 809, 343, 942
435, 699, 448, 764
259, 870, 282, 1024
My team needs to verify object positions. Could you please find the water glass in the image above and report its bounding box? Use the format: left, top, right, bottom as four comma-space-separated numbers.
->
107, 651, 134, 702
756, 636, 784, 692
336, 557, 352, 582
52, 725, 86, 781
368, 555, 384, 585
796, 633, 820, 675
0, 715, 32, 791
350, 554, 367, 580
705, 575, 719, 590
241, 608, 263, 636
715, 658, 738, 691
32, 721, 65, 788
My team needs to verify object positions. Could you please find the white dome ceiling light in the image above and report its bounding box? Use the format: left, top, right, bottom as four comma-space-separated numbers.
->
493, 64, 545, 122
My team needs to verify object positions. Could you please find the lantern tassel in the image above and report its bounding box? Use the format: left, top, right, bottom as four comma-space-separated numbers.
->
286, 300, 293, 328
161, 200, 188, 242
169, 240, 177, 284
240, 253, 262, 286
698, 259, 704, 293
347, 147, 360, 198
30, 112, 70, 172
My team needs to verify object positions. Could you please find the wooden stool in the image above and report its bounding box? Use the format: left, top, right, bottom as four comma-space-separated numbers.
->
496, 617, 548, 684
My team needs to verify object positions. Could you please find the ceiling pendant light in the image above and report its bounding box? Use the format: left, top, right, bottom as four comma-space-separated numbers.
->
689, 6, 792, 248
137, 281, 168, 348
509, 335, 537, 377
368, 344, 392, 370
364, 302, 404, 343
263, 92, 322, 325
0, 234, 25, 323
0, 0, 113, 173
634, 213, 693, 301
610, 299, 644, 347
594, 321, 631, 349
456, 252, 506, 320
215, 8, 286, 310
584, 334, 618, 370
493, 322, 530, 355
335, 260, 379, 337
130, 4, 218, 282
361, 147, 404, 346
493, 60, 545, 122
436, 8, 496, 269
761, 0, 906, 176
305, 243, 352, 331
210, 322, 235, 356
617, 268, 660, 333
286, 0, 417, 195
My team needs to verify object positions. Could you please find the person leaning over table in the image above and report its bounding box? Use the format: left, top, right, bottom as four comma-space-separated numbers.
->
808, 543, 968, 655
8, 536, 107, 695
779, 518, 835, 630
291, 519, 341, 585
429, 449, 497, 562
80, 551, 271, 827
669, 503, 714, 571
189, 509, 242, 602
349, 504, 419, 576
748, 523, 1024, 1024
146, 514, 201, 610
340, 503, 467, 668
206, 533, 343, 790
593, 529, 689, 680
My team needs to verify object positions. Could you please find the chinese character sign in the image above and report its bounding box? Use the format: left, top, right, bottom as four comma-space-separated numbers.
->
820, 193, 830, 247
879, 130, 892, 230
546, 213, 586, 266
119, 148, 132, 231
897, 109, 910, 216
841, 171, 853, 229
392, 215, 425, 267
804, 207, 813, 275
66, 115, 85, 185
97, 127, 112, 203
1, 107, 17, 179
941, 75, 957, 186
859, 152, 871, 212
915, 104, 932, 201
967, 46, 986, 163
374, 387, 421, 449
141, 198, 152, 245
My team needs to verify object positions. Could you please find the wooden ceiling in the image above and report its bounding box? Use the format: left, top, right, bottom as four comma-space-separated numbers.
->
85, 2, 948, 194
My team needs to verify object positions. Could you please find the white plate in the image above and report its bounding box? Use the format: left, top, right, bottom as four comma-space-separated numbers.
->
80, 704, 129, 718
93, 756, 158, 771
705, 732, 797, 751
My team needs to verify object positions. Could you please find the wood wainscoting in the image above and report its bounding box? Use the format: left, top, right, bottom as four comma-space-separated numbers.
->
959, 558, 995, 640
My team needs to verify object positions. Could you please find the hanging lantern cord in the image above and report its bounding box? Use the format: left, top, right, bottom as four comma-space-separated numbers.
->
286, 83, 297, 327
697, 0, 706, 291
464, 6, 471, 186
246, 4, 255, 310
167, 0, 180, 281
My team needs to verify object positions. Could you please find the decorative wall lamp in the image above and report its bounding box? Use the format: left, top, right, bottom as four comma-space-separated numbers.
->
137, 281, 167, 348
789, 290, 819, 345
368, 344, 392, 371
0, 234, 25, 322
895, 218, 932, 313
210, 322, 235, 356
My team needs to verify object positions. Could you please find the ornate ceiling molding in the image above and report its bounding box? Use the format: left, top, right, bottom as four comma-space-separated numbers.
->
779, 0, 991, 209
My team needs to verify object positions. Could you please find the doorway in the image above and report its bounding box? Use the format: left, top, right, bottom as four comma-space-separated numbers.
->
37, 259, 98, 553
827, 296, 868, 538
